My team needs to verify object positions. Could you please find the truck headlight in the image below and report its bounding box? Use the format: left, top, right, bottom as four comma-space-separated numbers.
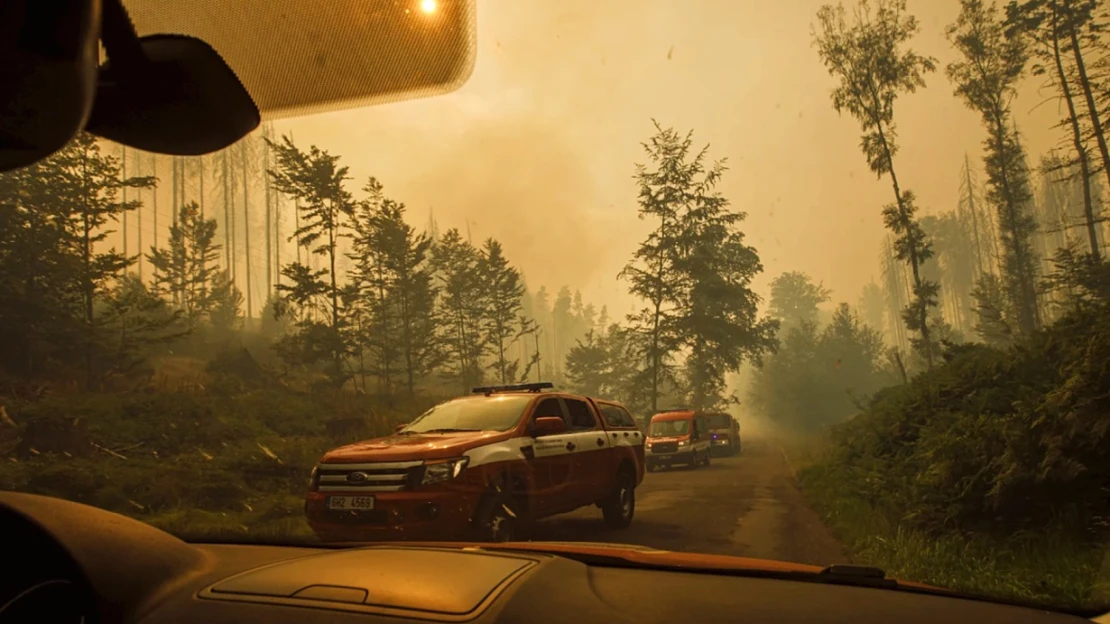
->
678, 439, 690, 447
422, 457, 469, 485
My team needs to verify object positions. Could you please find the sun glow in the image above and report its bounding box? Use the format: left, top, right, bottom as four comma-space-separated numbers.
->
420, 0, 437, 14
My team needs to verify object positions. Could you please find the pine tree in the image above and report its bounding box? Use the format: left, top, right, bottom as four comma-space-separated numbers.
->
478, 239, 526, 385
431, 229, 486, 391
948, 0, 1042, 334
267, 136, 356, 386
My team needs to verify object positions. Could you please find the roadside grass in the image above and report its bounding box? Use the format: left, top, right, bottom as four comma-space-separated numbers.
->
143, 494, 317, 543
0, 383, 444, 543
781, 435, 1110, 612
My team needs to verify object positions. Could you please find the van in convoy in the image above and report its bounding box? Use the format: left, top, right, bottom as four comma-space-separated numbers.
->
644, 409, 712, 471
705, 411, 741, 456
304, 383, 645, 542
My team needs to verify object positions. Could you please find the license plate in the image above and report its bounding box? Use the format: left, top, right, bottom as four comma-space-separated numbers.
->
328, 496, 375, 510
656, 454, 672, 459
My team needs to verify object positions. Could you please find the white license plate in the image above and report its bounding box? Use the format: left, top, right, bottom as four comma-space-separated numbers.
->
328, 496, 375, 510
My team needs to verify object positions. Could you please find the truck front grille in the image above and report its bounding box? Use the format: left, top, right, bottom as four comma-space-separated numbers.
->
316, 460, 423, 492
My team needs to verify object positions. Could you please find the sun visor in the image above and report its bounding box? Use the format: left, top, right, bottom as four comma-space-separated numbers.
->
121, 0, 478, 119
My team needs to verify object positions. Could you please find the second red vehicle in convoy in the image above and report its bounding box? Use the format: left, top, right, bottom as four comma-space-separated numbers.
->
644, 408, 714, 471
305, 383, 645, 542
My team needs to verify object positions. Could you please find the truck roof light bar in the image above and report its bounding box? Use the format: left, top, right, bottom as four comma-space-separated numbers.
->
472, 382, 554, 396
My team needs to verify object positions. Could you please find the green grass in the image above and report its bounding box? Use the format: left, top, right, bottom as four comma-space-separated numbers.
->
788, 438, 1110, 612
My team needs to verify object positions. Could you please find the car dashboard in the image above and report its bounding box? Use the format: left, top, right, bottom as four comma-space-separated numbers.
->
0, 492, 1092, 624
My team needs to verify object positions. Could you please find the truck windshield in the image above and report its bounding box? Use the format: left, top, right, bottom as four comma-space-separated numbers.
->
402, 395, 533, 434
649, 420, 690, 437
707, 415, 731, 429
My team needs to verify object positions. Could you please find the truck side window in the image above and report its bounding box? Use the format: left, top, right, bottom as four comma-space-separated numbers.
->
616, 406, 637, 428
563, 398, 598, 430
531, 398, 566, 427
599, 404, 636, 428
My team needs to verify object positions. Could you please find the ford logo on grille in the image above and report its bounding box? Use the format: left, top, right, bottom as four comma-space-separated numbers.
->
346, 471, 370, 483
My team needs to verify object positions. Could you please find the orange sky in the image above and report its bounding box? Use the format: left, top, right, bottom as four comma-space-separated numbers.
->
127, 0, 1071, 319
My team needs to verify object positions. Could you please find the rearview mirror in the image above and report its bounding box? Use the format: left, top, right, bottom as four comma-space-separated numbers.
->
87, 35, 260, 155
532, 417, 566, 437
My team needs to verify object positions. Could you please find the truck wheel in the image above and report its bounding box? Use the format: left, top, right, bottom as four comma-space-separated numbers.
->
703, 450, 711, 466
473, 492, 520, 542
646, 462, 656, 473
601, 471, 635, 529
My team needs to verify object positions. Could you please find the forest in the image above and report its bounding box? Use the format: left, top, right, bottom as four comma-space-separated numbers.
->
0, 103, 774, 538
743, 0, 1110, 609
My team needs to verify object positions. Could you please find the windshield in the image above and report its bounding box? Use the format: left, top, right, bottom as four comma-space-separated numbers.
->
648, 420, 690, 437
4, 0, 1110, 615
402, 396, 531, 433
706, 415, 731, 429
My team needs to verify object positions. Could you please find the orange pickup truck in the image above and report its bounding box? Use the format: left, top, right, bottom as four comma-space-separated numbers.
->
305, 383, 645, 542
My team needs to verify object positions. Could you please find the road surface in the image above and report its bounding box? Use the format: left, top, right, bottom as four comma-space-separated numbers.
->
529, 435, 850, 567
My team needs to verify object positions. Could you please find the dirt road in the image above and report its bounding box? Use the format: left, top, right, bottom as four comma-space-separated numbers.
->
529, 435, 850, 567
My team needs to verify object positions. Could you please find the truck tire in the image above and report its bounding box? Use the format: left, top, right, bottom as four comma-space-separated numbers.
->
472, 491, 520, 542
601, 470, 636, 529
703, 450, 711, 466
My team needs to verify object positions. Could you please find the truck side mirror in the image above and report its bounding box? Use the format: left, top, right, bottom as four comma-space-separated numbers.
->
532, 416, 567, 437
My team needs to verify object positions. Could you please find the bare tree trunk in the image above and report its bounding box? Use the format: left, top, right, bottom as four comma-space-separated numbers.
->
80, 148, 95, 388
533, 332, 542, 382
274, 194, 281, 288
121, 146, 128, 257
222, 150, 232, 276
264, 137, 272, 299
964, 154, 987, 275
151, 153, 158, 251
229, 153, 237, 280
137, 151, 143, 279
172, 155, 178, 226
294, 197, 301, 266
198, 156, 205, 219
1052, 0, 1099, 260
241, 142, 253, 318
1068, 27, 1110, 209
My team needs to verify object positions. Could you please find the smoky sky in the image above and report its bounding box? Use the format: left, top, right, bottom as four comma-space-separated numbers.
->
273, 0, 1063, 318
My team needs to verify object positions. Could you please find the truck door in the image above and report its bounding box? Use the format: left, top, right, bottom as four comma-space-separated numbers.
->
597, 402, 645, 484
527, 396, 573, 517
693, 415, 711, 458
561, 397, 612, 505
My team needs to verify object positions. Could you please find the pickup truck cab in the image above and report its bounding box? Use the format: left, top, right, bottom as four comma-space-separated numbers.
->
305, 383, 645, 542
706, 411, 741, 456
645, 409, 712, 471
